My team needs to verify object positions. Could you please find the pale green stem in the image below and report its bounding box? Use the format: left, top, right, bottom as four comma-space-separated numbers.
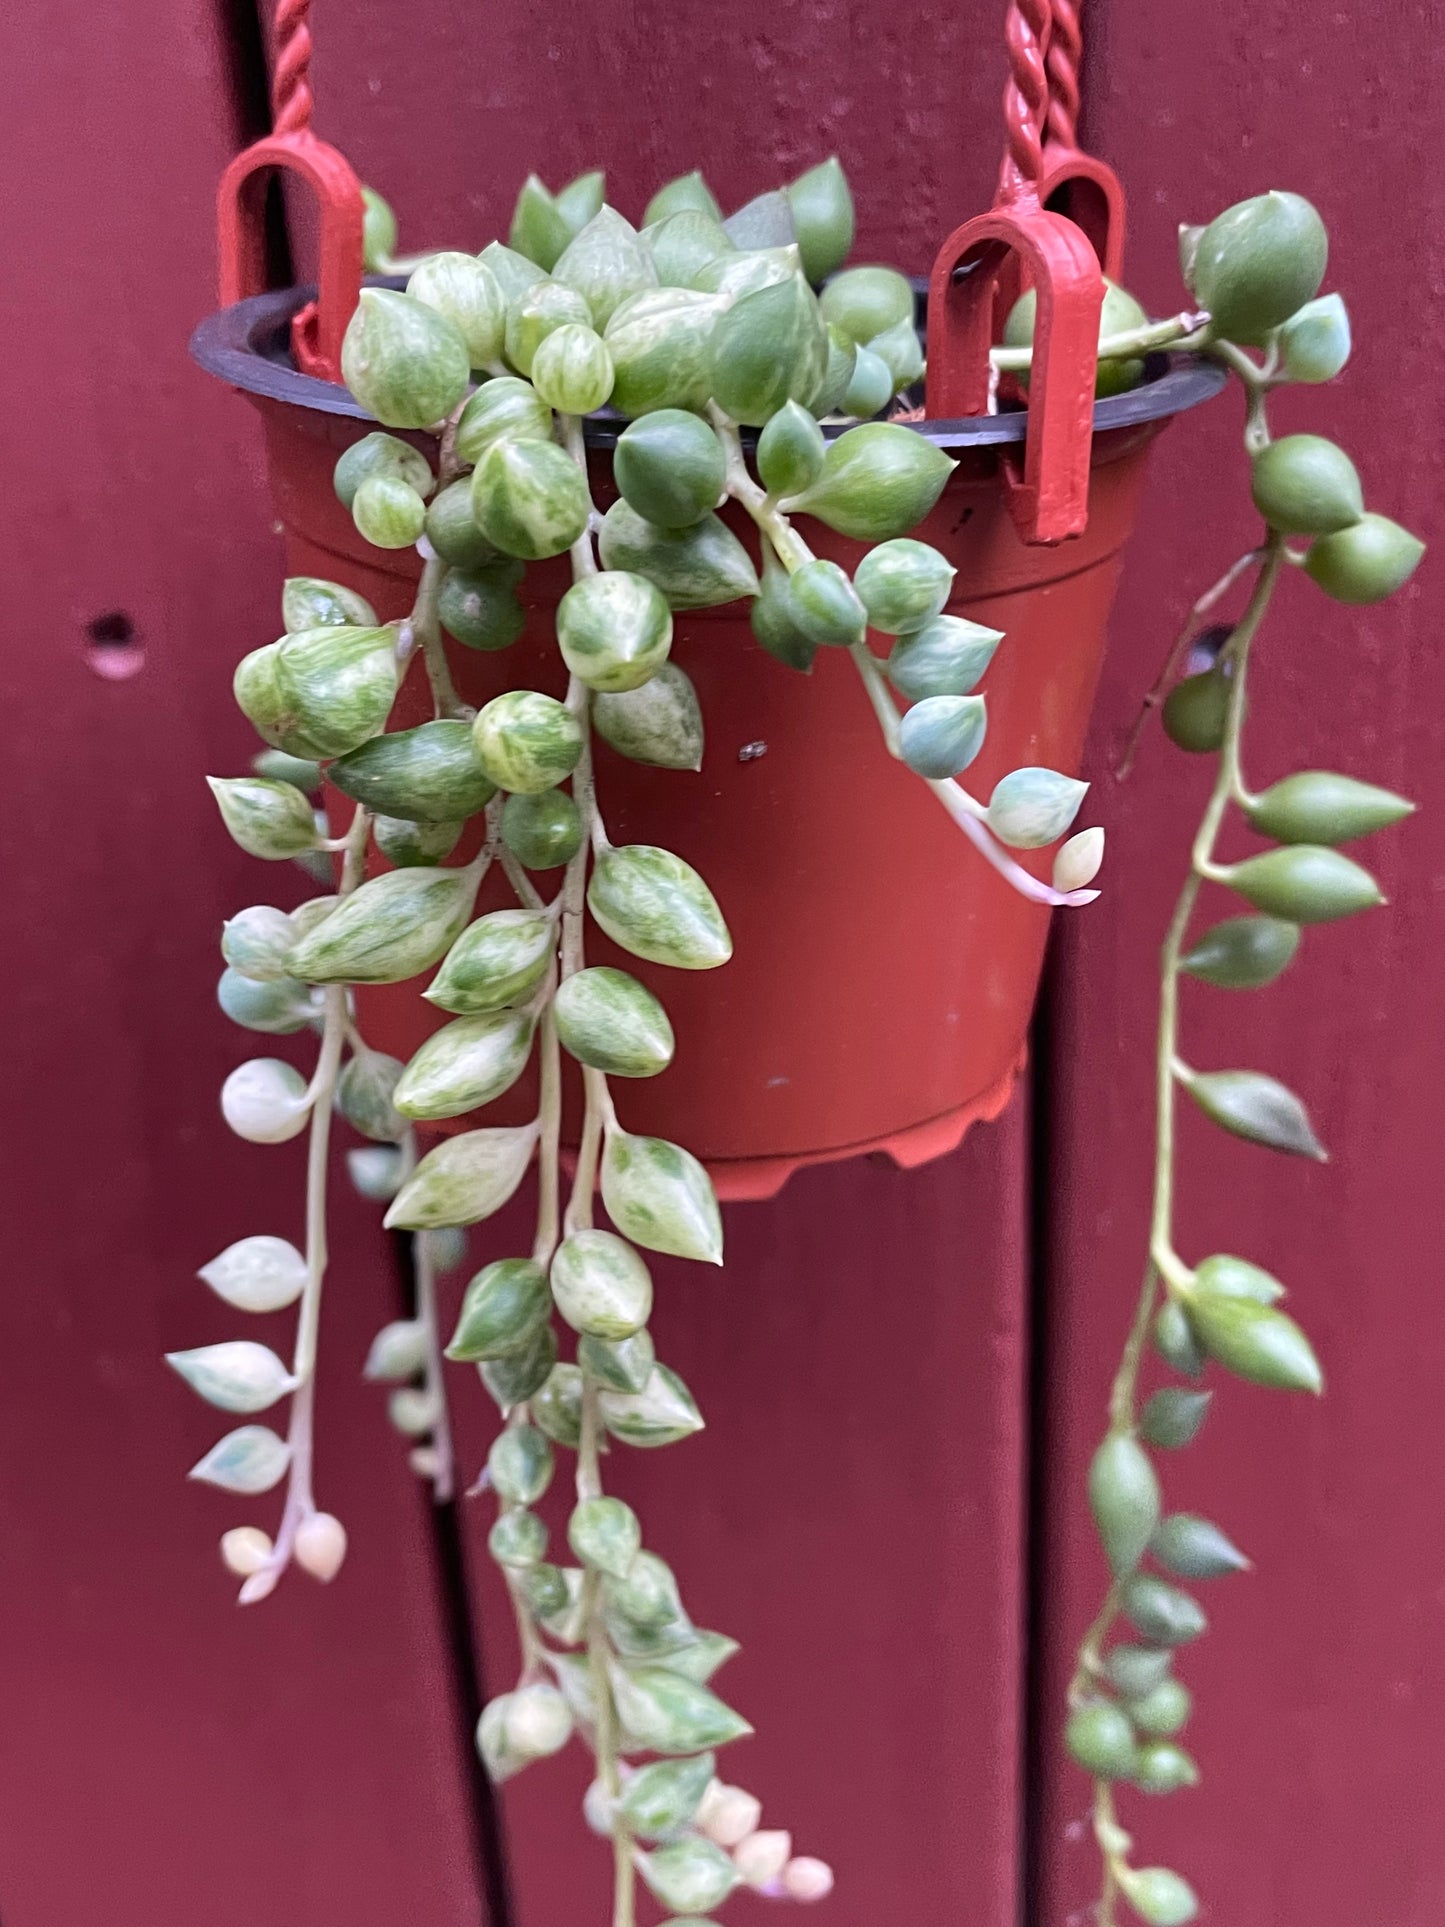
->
408, 1150, 455, 1507
409, 552, 468, 720
532, 1004, 562, 1267
990, 308, 1210, 373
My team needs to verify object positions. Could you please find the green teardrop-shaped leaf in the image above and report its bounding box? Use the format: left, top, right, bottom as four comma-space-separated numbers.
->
867, 315, 925, 392
207, 777, 318, 860
1183, 1066, 1326, 1159
1104, 1645, 1175, 1700
607, 1548, 684, 1632
557, 570, 673, 692
333, 430, 435, 510
600, 1364, 704, 1448
1130, 1678, 1192, 1737
1180, 914, 1300, 989
614, 411, 727, 530
1194, 189, 1327, 345
283, 576, 379, 631
1161, 667, 1230, 753
819, 265, 915, 345
427, 908, 555, 1015
694, 244, 804, 302
363, 1317, 428, 1381
787, 155, 855, 283
222, 905, 297, 983
551, 1229, 653, 1339
383, 1123, 539, 1230
1116, 1865, 1199, 1927
568, 1495, 641, 1577
425, 479, 502, 570
555, 169, 607, 231
1065, 1703, 1139, 1780
1133, 1741, 1200, 1795
199, 1234, 308, 1314
472, 689, 584, 792
841, 343, 894, 418
504, 278, 596, 381
471, 438, 592, 561
1184, 1290, 1322, 1393
593, 662, 705, 770
644, 170, 723, 228
786, 557, 865, 646
886, 614, 1001, 700
1305, 512, 1425, 606
899, 695, 988, 779
337, 1049, 408, 1142
783, 422, 955, 540
394, 1009, 535, 1121
447, 1258, 551, 1361
529, 322, 615, 415
1225, 844, 1384, 922
217, 967, 319, 1035
599, 502, 759, 610
531, 1363, 585, 1448
1251, 434, 1363, 536
271, 625, 403, 759
638, 1838, 739, 1915
351, 473, 426, 548
810, 321, 860, 415
508, 174, 574, 272
722, 187, 796, 250
1089, 1433, 1161, 1576
609, 1664, 752, 1754
578, 1328, 656, 1394
407, 251, 507, 367
288, 864, 482, 985
166, 1342, 297, 1414
340, 288, 470, 429
588, 845, 732, 970
502, 790, 584, 867
601, 1130, 723, 1264
519, 1561, 570, 1624
556, 966, 675, 1077
1193, 1253, 1285, 1302
1277, 292, 1351, 383
360, 185, 398, 269
1246, 771, 1413, 845
455, 376, 554, 466
1150, 1513, 1250, 1580
438, 561, 528, 653
478, 239, 548, 305
604, 288, 725, 417
749, 544, 817, 672
756, 399, 826, 498
330, 719, 496, 823
1119, 1574, 1208, 1647
188, 1424, 291, 1494
618, 1752, 716, 1839
854, 538, 955, 635
480, 1322, 559, 1409
646, 209, 735, 289
1139, 1388, 1212, 1450
554, 206, 659, 329
987, 766, 1088, 848
488, 1508, 549, 1569
234, 642, 315, 755
709, 273, 827, 425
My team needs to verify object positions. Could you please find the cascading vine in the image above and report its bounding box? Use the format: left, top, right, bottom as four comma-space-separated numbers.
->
176, 154, 1421, 1927
1065, 194, 1422, 1927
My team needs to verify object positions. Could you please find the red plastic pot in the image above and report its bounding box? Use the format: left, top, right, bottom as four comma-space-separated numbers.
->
193, 286, 1221, 1198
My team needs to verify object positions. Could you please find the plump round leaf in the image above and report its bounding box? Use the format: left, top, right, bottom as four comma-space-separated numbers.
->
783, 422, 955, 540
614, 411, 727, 530
501, 790, 584, 869
330, 719, 496, 822
588, 845, 731, 969
556, 966, 675, 1077
1194, 189, 1327, 344
557, 570, 673, 691
427, 908, 555, 1014
1304, 513, 1425, 604
341, 288, 470, 428
472, 689, 584, 793
447, 1258, 552, 1361
471, 439, 592, 561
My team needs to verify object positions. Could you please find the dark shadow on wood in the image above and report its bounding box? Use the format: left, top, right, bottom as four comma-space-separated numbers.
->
391, 1231, 516, 1927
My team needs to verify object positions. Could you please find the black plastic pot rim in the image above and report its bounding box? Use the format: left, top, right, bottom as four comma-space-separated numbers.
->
189, 280, 1227, 450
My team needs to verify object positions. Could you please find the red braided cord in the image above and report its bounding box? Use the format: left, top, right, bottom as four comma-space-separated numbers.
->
1001, 0, 1051, 194
272, 0, 314, 136
1045, 0, 1081, 148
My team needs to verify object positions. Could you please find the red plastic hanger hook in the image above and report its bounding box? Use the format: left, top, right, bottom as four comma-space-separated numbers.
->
1038, 0, 1126, 277
215, 0, 363, 382
924, 0, 1105, 544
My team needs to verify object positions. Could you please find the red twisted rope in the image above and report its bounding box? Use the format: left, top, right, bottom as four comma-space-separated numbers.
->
272, 0, 314, 136
1045, 0, 1081, 149
1001, 0, 1052, 196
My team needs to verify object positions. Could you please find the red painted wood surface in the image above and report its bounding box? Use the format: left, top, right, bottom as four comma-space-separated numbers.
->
0, 5, 486, 1923
1035, 14, 1445, 1927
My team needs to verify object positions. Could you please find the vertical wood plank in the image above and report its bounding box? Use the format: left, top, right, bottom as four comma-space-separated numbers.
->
1036, 11, 1445, 1924
0, 5, 486, 1921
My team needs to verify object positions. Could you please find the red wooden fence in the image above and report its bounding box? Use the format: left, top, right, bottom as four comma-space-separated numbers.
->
0, 3, 1439, 1924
